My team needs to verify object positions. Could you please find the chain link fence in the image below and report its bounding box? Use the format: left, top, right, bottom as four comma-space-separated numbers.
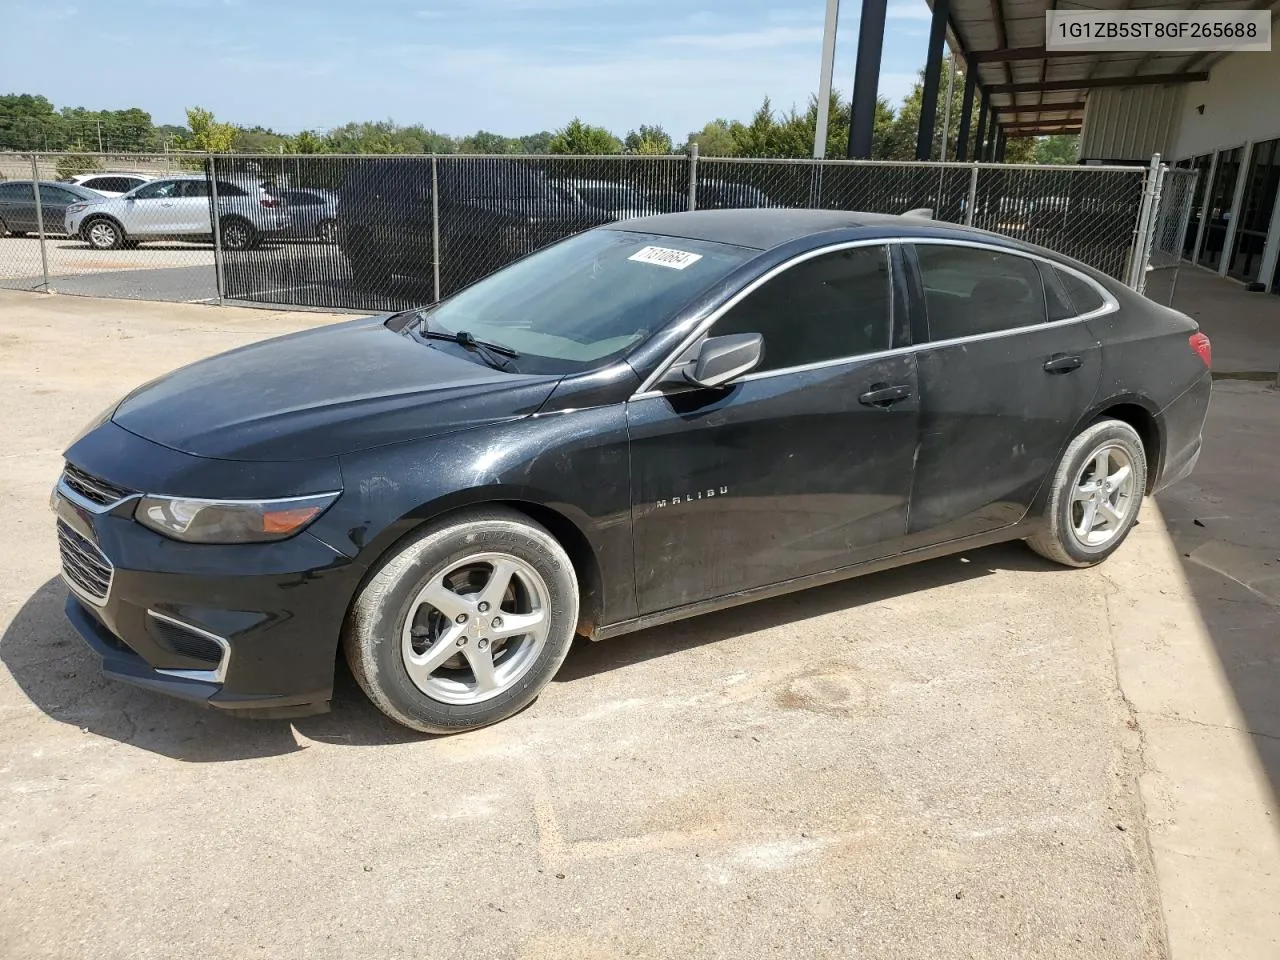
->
0, 152, 218, 301
1143, 165, 1199, 306
1, 151, 1163, 311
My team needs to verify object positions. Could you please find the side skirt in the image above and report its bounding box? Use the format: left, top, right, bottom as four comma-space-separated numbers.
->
591, 522, 1032, 642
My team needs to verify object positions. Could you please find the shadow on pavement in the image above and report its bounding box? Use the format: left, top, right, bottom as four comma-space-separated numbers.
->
1154, 380, 1280, 808
2, 541, 1061, 763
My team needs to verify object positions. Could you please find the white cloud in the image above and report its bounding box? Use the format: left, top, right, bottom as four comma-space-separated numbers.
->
657, 25, 822, 51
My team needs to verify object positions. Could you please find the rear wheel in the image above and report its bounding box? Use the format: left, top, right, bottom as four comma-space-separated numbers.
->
219, 217, 256, 251
316, 219, 338, 243
1026, 419, 1147, 567
343, 507, 580, 733
84, 218, 124, 250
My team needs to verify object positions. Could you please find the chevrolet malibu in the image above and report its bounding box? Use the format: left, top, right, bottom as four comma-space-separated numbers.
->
52, 209, 1212, 733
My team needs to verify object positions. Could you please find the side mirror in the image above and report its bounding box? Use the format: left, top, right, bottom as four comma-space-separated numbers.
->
683, 333, 763, 388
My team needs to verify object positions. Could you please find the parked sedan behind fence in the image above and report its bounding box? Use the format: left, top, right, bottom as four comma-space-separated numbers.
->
64, 175, 290, 251
278, 188, 339, 242
0, 180, 105, 237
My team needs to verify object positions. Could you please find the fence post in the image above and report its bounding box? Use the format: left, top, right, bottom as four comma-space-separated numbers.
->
1172, 170, 1198, 267
687, 142, 699, 212
208, 154, 226, 306
964, 162, 979, 226
431, 154, 442, 303
30, 154, 50, 292
1127, 154, 1163, 291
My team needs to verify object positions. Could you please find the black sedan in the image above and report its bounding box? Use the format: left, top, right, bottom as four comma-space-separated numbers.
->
0, 180, 104, 237
52, 209, 1212, 733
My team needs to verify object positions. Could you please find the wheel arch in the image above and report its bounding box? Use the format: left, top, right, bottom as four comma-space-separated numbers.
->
81, 212, 126, 237
1082, 394, 1164, 494
340, 488, 607, 642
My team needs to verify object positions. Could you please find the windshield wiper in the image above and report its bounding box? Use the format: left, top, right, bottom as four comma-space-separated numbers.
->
415, 317, 519, 372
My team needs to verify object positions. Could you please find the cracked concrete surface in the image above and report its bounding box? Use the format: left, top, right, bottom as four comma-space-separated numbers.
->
0, 288, 1274, 958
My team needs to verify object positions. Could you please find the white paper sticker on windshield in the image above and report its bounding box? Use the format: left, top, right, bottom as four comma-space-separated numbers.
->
628, 245, 703, 270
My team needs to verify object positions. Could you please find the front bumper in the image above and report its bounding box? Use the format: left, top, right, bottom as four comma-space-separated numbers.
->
53, 429, 356, 718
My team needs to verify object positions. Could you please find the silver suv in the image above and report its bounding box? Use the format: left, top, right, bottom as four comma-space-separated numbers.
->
64, 174, 290, 250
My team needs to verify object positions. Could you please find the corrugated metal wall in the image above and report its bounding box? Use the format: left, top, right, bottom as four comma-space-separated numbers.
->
1080, 86, 1184, 163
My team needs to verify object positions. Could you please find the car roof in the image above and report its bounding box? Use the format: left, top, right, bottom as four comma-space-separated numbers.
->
604, 208, 975, 251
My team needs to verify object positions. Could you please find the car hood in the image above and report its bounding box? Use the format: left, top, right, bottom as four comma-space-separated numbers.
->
111, 317, 560, 461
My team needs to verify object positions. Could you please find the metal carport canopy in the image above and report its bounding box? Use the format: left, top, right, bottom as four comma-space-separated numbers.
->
931, 0, 1279, 136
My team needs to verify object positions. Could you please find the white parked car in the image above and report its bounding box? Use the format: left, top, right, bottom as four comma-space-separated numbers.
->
61, 172, 157, 198
64, 174, 290, 250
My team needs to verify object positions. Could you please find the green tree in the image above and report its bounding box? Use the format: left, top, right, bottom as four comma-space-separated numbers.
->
1035, 134, 1080, 165
548, 118, 622, 154
232, 125, 290, 154
518, 131, 553, 154
174, 106, 236, 152
457, 130, 516, 154
285, 130, 327, 154
685, 119, 737, 156
1004, 137, 1037, 164
624, 124, 673, 155
0, 94, 59, 150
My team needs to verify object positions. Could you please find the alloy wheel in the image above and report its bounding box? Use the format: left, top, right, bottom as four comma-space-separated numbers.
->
1069, 444, 1136, 548
401, 553, 551, 705
87, 221, 118, 249
222, 221, 251, 250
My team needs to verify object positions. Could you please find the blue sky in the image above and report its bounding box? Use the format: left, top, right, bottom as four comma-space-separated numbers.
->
8, 0, 935, 137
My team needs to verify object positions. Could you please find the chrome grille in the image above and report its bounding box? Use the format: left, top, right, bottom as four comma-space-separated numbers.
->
62, 464, 133, 508
57, 520, 113, 604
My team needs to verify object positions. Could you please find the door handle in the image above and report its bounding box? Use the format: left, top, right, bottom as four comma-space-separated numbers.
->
859, 383, 913, 407
1043, 354, 1083, 374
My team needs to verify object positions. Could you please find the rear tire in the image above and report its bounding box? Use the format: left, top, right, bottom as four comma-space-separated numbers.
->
1026, 419, 1147, 568
84, 217, 124, 250
316, 219, 338, 243
219, 217, 256, 251
343, 507, 580, 734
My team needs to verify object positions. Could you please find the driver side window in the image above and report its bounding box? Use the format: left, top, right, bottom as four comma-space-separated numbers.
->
710, 245, 893, 373
132, 180, 180, 200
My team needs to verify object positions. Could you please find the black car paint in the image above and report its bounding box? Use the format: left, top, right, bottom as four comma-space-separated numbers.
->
57, 212, 1210, 718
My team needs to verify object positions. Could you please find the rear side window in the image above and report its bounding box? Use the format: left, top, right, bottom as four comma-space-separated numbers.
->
710, 245, 893, 373
181, 180, 210, 198
0, 183, 31, 200
215, 181, 248, 197
914, 244, 1047, 341
1055, 267, 1107, 315
83, 177, 125, 192
1037, 262, 1076, 321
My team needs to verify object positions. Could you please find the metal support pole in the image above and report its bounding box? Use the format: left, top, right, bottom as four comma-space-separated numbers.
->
1127, 154, 1164, 291
1172, 171, 1198, 263
208, 155, 226, 305
956, 63, 976, 161
431, 155, 442, 303
29, 154, 50, 291
974, 93, 989, 165
916, 0, 951, 161
1219, 139, 1253, 277
813, 0, 841, 159
687, 142, 699, 211
995, 129, 1006, 163
848, 0, 889, 159
965, 163, 979, 226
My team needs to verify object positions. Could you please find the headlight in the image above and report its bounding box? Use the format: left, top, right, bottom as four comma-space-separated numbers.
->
67, 203, 89, 214
135, 492, 339, 544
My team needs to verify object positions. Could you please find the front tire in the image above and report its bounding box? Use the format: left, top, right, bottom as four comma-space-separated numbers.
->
1026, 419, 1147, 567
343, 507, 580, 734
84, 217, 124, 250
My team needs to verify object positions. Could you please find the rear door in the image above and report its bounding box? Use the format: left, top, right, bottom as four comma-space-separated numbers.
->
901, 241, 1103, 546
38, 185, 83, 234
628, 242, 920, 614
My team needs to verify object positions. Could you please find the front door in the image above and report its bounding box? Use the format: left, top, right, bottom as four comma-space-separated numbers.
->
125, 179, 184, 235
902, 242, 1103, 546
628, 243, 920, 615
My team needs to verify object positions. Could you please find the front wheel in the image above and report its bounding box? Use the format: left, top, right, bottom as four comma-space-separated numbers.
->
84, 218, 124, 250
1026, 419, 1147, 567
343, 507, 580, 733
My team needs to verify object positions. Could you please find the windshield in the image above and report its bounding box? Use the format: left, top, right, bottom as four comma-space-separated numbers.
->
419, 230, 755, 374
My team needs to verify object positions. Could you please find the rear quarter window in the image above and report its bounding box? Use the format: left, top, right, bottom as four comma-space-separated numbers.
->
1054, 267, 1108, 315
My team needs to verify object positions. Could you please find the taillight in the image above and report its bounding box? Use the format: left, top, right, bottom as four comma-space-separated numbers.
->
260, 196, 281, 208
1189, 332, 1211, 368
